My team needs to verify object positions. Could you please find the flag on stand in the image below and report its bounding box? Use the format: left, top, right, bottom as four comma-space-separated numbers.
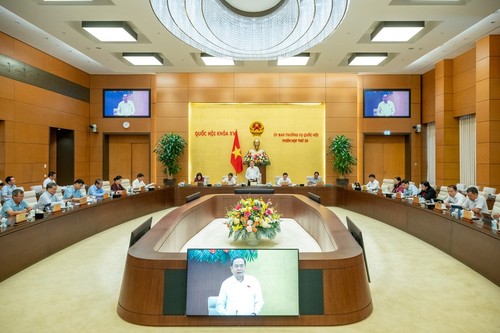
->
230, 130, 243, 174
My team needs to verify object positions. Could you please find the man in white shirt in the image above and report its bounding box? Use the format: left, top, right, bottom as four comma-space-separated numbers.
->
307, 171, 323, 186
36, 182, 60, 211
245, 161, 261, 185
277, 172, 292, 186
375, 94, 395, 116
132, 173, 146, 190
1, 176, 17, 203
365, 174, 379, 192
225, 173, 237, 186
402, 179, 419, 196
443, 185, 466, 208
116, 94, 135, 116
43, 171, 56, 189
216, 257, 263, 316
463, 187, 488, 216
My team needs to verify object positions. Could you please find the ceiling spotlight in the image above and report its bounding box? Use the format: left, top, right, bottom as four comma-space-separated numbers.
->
371, 21, 425, 42
348, 53, 388, 66
122, 53, 163, 66
82, 21, 137, 42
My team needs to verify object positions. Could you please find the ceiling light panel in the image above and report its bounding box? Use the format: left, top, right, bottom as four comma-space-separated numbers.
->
277, 53, 310, 66
371, 21, 425, 42
82, 21, 137, 42
122, 53, 163, 65
348, 53, 388, 66
200, 54, 235, 66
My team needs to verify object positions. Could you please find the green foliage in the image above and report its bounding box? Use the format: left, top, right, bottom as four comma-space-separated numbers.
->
328, 134, 357, 178
187, 249, 258, 264
153, 133, 187, 178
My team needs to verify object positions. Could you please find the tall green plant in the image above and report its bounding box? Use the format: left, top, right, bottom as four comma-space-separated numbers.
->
154, 133, 187, 178
328, 134, 357, 178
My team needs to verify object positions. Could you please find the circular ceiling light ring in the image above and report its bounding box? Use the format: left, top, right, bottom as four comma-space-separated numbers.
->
220, 0, 285, 17
150, 0, 349, 61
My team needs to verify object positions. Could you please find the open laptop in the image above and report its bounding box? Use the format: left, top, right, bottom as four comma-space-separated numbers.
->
450, 204, 463, 217
480, 212, 494, 225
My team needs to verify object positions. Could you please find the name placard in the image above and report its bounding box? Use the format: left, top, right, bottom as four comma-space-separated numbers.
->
16, 212, 27, 223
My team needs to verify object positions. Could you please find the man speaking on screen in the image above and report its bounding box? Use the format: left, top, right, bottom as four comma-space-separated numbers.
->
375, 94, 395, 116
216, 257, 264, 315
116, 93, 136, 116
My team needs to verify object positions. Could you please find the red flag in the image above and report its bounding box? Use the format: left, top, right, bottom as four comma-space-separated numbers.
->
230, 130, 243, 174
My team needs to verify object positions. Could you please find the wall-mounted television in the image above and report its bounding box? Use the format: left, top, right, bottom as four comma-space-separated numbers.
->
363, 89, 410, 118
103, 89, 151, 118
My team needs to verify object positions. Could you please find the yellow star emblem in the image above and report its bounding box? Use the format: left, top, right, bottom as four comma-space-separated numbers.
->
232, 147, 241, 158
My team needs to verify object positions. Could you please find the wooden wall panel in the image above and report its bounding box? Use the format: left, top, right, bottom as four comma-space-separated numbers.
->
187, 73, 234, 87
279, 87, 325, 102
279, 73, 326, 87
156, 88, 188, 103
156, 73, 187, 88
233, 87, 280, 102
188, 88, 234, 102
234, 73, 279, 87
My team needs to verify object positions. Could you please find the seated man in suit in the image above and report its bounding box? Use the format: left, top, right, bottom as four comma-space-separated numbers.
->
463, 186, 488, 216
63, 179, 85, 202
277, 172, 292, 186
1, 189, 32, 218
443, 185, 466, 208
88, 178, 105, 199
36, 182, 61, 211
307, 171, 323, 186
1, 176, 17, 203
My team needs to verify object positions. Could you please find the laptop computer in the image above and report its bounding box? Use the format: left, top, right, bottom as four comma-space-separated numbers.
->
480, 212, 494, 225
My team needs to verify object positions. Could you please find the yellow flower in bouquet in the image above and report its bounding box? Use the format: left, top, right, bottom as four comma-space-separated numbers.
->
225, 197, 281, 241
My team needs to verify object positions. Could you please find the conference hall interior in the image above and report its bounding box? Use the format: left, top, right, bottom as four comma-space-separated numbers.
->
0, 1, 499, 332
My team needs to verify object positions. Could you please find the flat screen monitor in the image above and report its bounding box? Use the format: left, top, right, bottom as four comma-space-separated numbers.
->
185, 248, 299, 316
363, 89, 410, 118
129, 217, 152, 248
346, 216, 370, 283
234, 188, 275, 195
103, 89, 151, 118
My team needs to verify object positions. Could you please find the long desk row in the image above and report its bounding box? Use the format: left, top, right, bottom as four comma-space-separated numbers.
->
1, 185, 498, 287
176, 186, 500, 286
0, 189, 170, 282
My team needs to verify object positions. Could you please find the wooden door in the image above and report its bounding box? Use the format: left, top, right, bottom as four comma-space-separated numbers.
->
364, 135, 406, 182
108, 135, 150, 182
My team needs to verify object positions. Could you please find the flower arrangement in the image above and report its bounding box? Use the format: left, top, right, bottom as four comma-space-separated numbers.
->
225, 197, 281, 242
187, 249, 258, 264
243, 152, 271, 166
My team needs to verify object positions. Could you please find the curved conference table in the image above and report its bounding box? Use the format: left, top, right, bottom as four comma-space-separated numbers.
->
118, 194, 372, 326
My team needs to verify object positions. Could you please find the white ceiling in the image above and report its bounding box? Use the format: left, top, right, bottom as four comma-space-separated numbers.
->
0, 0, 499, 75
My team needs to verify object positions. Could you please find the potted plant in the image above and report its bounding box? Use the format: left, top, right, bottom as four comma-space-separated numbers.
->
328, 134, 357, 186
154, 133, 187, 186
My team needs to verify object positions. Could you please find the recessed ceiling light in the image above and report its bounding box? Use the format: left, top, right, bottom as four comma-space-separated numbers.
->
122, 53, 163, 66
348, 53, 388, 66
82, 21, 137, 42
371, 21, 425, 42
277, 53, 310, 66
200, 54, 235, 66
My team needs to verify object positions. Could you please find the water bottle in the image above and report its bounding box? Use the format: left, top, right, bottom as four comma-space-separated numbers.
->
492, 219, 498, 231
